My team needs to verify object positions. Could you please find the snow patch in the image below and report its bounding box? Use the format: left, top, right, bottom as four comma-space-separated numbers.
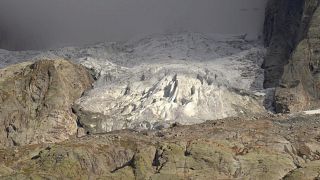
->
303, 109, 320, 115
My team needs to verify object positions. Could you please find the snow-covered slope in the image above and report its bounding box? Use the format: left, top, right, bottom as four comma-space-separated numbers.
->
0, 33, 268, 132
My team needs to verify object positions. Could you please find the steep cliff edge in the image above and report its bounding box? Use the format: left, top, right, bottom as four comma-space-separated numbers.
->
263, 0, 301, 88
263, 0, 318, 88
275, 5, 320, 113
264, 0, 320, 113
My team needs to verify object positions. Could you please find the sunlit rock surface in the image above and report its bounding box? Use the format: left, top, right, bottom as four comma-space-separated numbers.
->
2, 114, 320, 179
0, 60, 93, 147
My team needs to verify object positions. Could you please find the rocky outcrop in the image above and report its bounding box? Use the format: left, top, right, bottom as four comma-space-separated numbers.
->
0, 60, 93, 147
1, 114, 320, 179
263, 0, 318, 88
273, 1, 320, 113
263, 0, 320, 113
283, 160, 320, 180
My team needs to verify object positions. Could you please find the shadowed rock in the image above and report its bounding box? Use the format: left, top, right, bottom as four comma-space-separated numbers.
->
262, 0, 315, 88
274, 0, 320, 113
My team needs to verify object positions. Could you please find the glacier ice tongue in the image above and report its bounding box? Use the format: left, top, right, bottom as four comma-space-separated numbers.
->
0, 33, 267, 133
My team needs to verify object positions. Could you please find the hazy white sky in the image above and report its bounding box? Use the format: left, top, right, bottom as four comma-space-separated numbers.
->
0, 0, 268, 50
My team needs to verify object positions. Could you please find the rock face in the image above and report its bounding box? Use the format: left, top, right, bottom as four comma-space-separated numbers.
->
263, 0, 320, 113
277, 4, 320, 112
0, 60, 93, 147
263, 0, 318, 88
1, 114, 320, 179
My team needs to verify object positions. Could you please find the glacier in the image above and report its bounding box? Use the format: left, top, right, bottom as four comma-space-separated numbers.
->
0, 32, 269, 132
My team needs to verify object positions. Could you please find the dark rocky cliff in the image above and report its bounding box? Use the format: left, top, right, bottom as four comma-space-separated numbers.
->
263, 0, 320, 113
263, 0, 318, 88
